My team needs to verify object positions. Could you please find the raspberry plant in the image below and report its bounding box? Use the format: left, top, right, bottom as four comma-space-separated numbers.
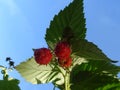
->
15, 0, 120, 90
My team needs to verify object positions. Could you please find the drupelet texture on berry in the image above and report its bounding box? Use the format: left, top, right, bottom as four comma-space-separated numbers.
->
34, 48, 52, 65
54, 41, 71, 60
58, 57, 72, 68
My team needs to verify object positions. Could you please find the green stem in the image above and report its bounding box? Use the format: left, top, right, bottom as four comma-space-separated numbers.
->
2, 69, 9, 80
64, 71, 71, 90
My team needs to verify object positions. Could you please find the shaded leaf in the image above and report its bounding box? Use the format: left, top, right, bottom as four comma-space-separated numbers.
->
96, 83, 120, 90
71, 71, 120, 90
45, 0, 86, 50
70, 60, 120, 90
71, 60, 120, 81
71, 39, 115, 61
0, 79, 20, 90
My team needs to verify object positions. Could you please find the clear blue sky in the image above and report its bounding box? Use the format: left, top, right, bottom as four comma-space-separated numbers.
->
0, 0, 120, 90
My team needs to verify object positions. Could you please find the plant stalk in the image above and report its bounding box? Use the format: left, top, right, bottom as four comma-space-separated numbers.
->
64, 71, 71, 90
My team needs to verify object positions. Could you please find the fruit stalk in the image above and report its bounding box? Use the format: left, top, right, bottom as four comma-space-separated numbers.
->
65, 71, 71, 90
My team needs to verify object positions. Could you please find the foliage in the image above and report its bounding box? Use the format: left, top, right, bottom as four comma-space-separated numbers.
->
15, 57, 65, 85
0, 65, 20, 90
15, 0, 120, 90
70, 61, 120, 90
45, 0, 86, 50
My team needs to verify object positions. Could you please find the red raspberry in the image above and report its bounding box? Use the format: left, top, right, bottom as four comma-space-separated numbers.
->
55, 41, 71, 60
58, 57, 72, 68
34, 48, 52, 65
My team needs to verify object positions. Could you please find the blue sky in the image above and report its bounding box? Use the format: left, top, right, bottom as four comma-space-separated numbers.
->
0, 0, 120, 90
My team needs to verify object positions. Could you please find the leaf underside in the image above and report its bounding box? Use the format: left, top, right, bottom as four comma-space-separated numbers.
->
15, 57, 64, 85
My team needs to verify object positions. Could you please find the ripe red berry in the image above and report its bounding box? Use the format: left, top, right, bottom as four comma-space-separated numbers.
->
55, 41, 71, 60
34, 48, 52, 65
58, 57, 72, 68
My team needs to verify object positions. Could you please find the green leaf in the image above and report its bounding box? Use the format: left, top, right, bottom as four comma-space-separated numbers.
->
71, 60, 120, 78
69, 56, 88, 71
71, 71, 120, 90
15, 57, 65, 85
96, 83, 120, 90
70, 59, 120, 90
45, 0, 86, 50
71, 39, 115, 61
0, 79, 20, 90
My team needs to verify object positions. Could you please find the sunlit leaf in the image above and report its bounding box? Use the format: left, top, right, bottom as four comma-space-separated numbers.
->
0, 65, 6, 70
15, 57, 65, 85
69, 55, 87, 71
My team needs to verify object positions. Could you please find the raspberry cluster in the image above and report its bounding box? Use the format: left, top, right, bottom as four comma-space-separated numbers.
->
55, 41, 72, 68
34, 41, 72, 68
